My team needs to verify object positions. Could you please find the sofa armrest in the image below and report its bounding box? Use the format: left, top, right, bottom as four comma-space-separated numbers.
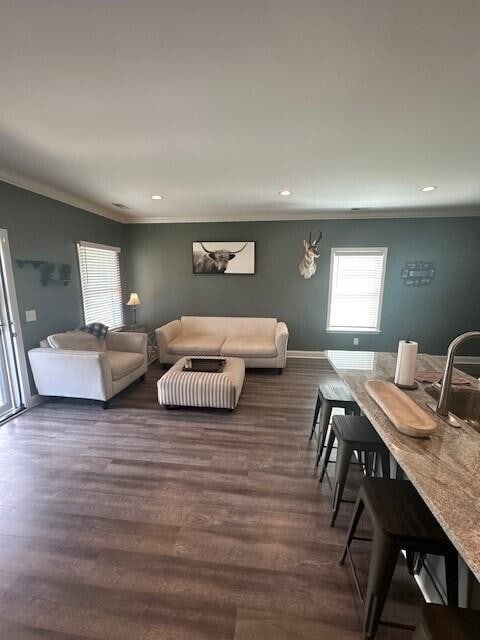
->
28, 348, 113, 401
275, 322, 289, 367
155, 320, 181, 362
106, 331, 147, 361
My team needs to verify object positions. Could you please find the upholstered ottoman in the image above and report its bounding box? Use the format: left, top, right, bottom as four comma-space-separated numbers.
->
157, 357, 245, 410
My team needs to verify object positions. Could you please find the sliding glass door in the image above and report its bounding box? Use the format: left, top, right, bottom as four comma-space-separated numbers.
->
0, 230, 24, 421
0, 299, 15, 417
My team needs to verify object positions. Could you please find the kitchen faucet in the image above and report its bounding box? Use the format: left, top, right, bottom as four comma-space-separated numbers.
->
436, 331, 480, 418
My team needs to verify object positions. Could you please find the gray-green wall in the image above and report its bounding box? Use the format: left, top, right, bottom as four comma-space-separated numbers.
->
1, 176, 479, 369
0, 181, 126, 357
126, 217, 480, 355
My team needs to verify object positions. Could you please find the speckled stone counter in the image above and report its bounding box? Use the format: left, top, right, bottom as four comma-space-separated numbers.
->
326, 350, 480, 582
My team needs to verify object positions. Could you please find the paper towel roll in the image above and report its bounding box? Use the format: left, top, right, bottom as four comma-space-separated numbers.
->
394, 340, 418, 387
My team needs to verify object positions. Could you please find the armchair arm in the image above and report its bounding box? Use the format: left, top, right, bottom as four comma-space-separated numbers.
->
28, 348, 113, 401
106, 331, 147, 360
155, 320, 181, 362
275, 322, 289, 367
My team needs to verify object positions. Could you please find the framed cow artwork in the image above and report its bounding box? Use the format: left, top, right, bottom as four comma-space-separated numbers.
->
192, 242, 255, 274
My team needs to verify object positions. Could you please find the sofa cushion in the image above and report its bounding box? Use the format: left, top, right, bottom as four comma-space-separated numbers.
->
167, 334, 225, 356
47, 331, 106, 352
181, 316, 277, 338
105, 351, 145, 381
220, 336, 277, 358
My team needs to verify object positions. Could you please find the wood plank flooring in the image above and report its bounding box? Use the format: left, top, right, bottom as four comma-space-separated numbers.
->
0, 358, 422, 639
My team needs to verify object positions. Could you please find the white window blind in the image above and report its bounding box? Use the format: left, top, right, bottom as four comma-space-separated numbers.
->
327, 248, 388, 332
77, 241, 124, 330
327, 350, 375, 371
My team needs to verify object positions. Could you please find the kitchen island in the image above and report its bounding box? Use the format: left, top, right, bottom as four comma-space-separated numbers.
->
326, 350, 480, 583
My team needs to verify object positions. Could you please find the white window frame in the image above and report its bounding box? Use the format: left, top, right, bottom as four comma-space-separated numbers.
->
77, 241, 124, 330
326, 247, 388, 334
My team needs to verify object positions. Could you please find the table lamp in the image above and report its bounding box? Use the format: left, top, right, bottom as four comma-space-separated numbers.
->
126, 292, 141, 325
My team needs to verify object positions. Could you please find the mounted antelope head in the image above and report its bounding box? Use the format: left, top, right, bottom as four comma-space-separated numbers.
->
299, 231, 322, 279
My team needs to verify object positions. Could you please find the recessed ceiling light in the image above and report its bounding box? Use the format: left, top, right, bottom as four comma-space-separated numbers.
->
151, 194, 164, 200
421, 186, 437, 192
279, 190, 292, 197
111, 202, 130, 210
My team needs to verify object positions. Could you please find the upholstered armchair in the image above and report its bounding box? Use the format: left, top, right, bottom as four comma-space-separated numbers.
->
28, 330, 148, 407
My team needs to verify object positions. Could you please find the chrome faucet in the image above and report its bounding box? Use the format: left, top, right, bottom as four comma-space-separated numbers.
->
436, 331, 480, 417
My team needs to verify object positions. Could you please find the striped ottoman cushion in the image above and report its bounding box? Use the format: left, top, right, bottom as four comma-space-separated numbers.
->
157, 357, 245, 409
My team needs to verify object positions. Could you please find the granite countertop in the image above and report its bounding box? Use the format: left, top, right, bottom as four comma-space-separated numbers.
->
326, 350, 480, 582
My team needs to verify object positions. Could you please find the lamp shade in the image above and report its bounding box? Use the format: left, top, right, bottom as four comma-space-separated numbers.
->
126, 292, 141, 306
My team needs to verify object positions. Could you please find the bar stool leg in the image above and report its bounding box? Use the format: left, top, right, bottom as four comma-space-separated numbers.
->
444, 550, 459, 607
363, 532, 399, 639
364, 451, 373, 476
319, 425, 335, 482
309, 392, 321, 440
330, 441, 354, 527
340, 493, 364, 565
315, 401, 332, 467
379, 450, 390, 479
405, 550, 418, 575
395, 462, 406, 479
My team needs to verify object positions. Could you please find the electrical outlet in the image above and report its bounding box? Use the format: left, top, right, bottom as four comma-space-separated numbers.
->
26, 309, 37, 322
353, 337, 359, 346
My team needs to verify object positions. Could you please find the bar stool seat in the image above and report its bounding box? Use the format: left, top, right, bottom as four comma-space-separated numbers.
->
413, 604, 480, 640
309, 379, 359, 467
340, 478, 458, 639
319, 415, 390, 526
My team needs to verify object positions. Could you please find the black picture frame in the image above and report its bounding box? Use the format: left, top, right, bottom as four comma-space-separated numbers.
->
192, 241, 256, 275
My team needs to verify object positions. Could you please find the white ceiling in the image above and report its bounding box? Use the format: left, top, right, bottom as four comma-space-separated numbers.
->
1, 0, 479, 224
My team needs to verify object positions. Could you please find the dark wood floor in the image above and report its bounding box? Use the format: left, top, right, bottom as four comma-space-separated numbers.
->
0, 358, 422, 639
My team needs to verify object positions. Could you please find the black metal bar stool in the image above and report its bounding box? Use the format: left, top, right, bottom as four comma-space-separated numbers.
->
319, 415, 390, 526
340, 478, 459, 639
309, 380, 359, 467
413, 604, 480, 640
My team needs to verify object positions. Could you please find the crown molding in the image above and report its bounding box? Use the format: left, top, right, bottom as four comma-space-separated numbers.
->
0, 171, 128, 224
123, 206, 480, 224
1, 171, 479, 225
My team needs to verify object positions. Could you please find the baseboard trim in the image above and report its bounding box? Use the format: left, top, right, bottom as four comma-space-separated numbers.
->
287, 350, 326, 359
26, 394, 45, 409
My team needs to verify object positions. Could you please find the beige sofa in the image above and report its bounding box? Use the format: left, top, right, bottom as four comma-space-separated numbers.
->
155, 316, 289, 371
28, 330, 148, 407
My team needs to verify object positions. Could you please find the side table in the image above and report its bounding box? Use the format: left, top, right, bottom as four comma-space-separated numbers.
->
120, 324, 158, 365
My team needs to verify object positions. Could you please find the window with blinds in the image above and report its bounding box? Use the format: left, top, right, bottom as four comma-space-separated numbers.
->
77, 241, 124, 330
327, 248, 388, 332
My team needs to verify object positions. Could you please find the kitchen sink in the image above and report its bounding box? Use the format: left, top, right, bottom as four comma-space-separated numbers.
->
425, 384, 480, 432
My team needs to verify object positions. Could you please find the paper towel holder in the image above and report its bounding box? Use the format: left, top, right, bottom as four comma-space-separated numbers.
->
391, 337, 419, 390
